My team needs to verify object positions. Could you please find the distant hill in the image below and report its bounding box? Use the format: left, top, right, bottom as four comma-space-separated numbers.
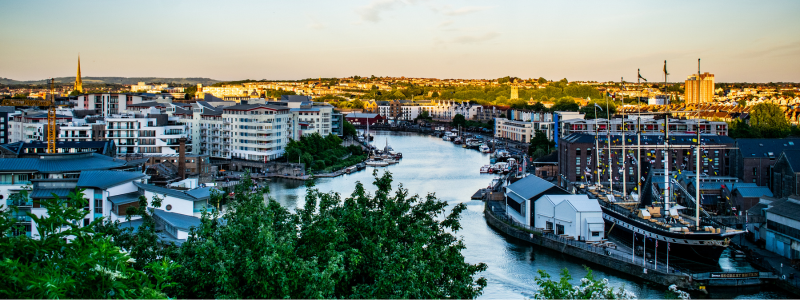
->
0, 77, 221, 85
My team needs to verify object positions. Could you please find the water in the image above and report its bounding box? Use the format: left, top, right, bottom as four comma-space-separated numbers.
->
264, 131, 789, 299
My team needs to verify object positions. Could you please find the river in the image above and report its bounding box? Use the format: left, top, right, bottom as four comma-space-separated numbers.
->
263, 131, 789, 299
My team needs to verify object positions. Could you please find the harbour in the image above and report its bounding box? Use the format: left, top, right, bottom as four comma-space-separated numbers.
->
263, 130, 791, 299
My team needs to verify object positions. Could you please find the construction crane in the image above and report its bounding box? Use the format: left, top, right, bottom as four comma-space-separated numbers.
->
1, 78, 57, 153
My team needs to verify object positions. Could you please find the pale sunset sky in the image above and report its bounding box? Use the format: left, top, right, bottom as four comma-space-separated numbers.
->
1, 0, 799, 82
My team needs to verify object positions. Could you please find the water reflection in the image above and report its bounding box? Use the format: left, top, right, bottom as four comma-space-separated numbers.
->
263, 131, 788, 299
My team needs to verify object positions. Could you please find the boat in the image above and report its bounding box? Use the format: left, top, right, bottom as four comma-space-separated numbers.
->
586, 82, 744, 262
492, 162, 509, 174
480, 165, 492, 173
366, 159, 389, 167
479, 144, 491, 153
453, 137, 462, 145
466, 139, 482, 149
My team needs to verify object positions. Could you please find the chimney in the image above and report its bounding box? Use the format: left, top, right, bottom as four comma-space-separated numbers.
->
178, 137, 187, 179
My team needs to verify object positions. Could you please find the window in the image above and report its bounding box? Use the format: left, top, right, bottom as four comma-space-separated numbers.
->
753, 167, 757, 176
576, 148, 580, 155
591, 231, 600, 237
166, 204, 173, 211
546, 221, 553, 230
94, 199, 102, 214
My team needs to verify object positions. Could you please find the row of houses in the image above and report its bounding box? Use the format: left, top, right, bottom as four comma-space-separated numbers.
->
0, 151, 215, 243
3, 94, 343, 163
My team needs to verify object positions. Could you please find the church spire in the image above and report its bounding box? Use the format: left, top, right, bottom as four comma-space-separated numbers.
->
75, 55, 83, 93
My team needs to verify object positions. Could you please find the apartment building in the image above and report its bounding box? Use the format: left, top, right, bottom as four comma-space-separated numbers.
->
685, 72, 715, 104
429, 100, 482, 120
105, 109, 189, 156
223, 104, 291, 162
8, 111, 72, 143
290, 104, 335, 139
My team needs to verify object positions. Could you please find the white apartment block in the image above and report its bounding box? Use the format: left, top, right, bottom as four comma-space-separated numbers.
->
58, 120, 106, 142
429, 100, 482, 120
290, 105, 335, 139
105, 108, 189, 156
224, 104, 291, 162
8, 112, 72, 143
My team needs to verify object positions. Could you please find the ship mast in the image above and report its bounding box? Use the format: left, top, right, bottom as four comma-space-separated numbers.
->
607, 90, 612, 194
621, 77, 627, 200
636, 70, 642, 203
595, 97, 601, 187
696, 58, 702, 230
664, 64, 671, 211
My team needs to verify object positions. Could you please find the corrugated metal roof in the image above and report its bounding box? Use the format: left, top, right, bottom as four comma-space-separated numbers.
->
77, 171, 145, 189
506, 175, 556, 201
152, 209, 201, 230
735, 187, 773, 198
0, 153, 127, 173
185, 187, 214, 200
108, 191, 143, 205
30, 188, 73, 199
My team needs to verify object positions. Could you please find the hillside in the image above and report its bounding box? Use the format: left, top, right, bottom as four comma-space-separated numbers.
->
0, 77, 220, 85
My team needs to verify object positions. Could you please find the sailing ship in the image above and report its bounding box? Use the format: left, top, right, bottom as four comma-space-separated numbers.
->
589, 61, 743, 262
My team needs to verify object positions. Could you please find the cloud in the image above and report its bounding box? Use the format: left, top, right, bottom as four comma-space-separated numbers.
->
356, 0, 402, 23
443, 6, 493, 16
451, 31, 500, 44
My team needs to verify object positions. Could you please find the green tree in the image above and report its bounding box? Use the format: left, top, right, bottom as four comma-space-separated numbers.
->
550, 97, 580, 112
532, 267, 635, 299
580, 100, 617, 119
452, 114, 467, 128
431, 91, 440, 98
343, 119, 357, 137
749, 103, 790, 138
737, 98, 747, 107
0, 190, 177, 298
168, 172, 487, 298
728, 119, 756, 139
351, 99, 365, 109
538, 77, 547, 84
528, 130, 554, 159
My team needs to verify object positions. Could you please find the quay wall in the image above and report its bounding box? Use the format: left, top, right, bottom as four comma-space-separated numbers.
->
483, 203, 693, 289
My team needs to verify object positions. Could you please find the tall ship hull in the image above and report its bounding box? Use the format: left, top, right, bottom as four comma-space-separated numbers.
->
600, 200, 735, 262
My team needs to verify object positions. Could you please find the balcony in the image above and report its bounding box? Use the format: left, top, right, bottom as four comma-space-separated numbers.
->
8, 198, 33, 207
12, 214, 32, 222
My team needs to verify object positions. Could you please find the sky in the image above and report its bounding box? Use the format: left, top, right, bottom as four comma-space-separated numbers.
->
1, 0, 799, 83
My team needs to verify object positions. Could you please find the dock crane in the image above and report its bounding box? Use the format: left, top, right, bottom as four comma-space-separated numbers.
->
1, 78, 57, 153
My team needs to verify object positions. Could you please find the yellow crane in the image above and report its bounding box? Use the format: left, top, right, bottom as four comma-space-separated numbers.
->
1, 78, 57, 153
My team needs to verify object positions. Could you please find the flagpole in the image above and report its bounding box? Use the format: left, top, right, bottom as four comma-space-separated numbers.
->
696, 58, 702, 231
655, 240, 658, 271
643, 235, 646, 268
667, 242, 670, 272
622, 77, 627, 200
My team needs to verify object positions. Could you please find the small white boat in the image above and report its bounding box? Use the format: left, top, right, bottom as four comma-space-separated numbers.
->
366, 159, 389, 167
479, 144, 491, 153
480, 165, 491, 173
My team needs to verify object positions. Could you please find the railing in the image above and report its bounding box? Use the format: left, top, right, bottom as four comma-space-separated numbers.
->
12, 214, 32, 222
8, 199, 33, 207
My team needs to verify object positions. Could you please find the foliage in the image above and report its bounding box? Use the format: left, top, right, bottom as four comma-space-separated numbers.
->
168, 171, 488, 298
737, 98, 747, 107
12, 93, 29, 99
264, 88, 297, 98
664, 284, 691, 299
749, 103, 790, 138
528, 130, 555, 160
580, 99, 617, 119
415, 110, 433, 122
0, 190, 178, 298
728, 119, 757, 139
284, 133, 366, 172
343, 119, 358, 137
452, 114, 467, 128
532, 267, 635, 299
550, 97, 580, 112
